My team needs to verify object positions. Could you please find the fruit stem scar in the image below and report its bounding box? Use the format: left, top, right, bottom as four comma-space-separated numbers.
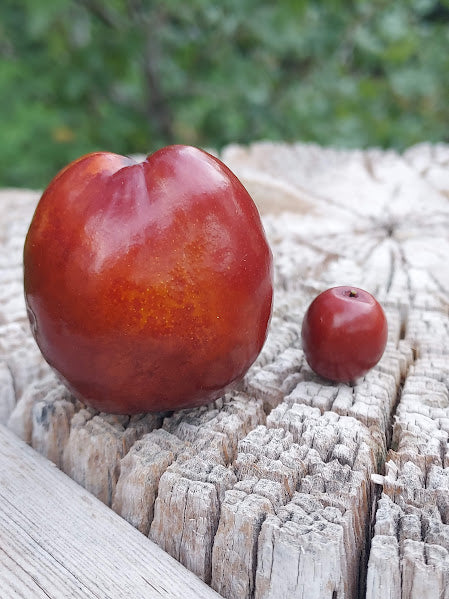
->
349, 289, 358, 297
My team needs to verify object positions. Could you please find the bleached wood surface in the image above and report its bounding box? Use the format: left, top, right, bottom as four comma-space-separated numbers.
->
0, 423, 221, 598
1, 141, 449, 598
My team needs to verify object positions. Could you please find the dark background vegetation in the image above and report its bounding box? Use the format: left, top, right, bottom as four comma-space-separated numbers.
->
1, 0, 448, 189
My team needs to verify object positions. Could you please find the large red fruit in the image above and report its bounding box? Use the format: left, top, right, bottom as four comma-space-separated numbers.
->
24, 145, 273, 413
301, 286, 388, 383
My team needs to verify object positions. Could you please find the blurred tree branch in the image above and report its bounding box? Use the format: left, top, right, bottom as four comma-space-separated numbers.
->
75, 0, 174, 142
76, 0, 121, 29
144, 28, 175, 143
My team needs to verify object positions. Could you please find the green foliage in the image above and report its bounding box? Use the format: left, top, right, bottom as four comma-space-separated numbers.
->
0, 0, 448, 188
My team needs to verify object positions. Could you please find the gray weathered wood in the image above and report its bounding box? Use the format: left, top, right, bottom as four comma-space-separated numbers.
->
0, 423, 222, 599
368, 307, 449, 599
1, 141, 449, 598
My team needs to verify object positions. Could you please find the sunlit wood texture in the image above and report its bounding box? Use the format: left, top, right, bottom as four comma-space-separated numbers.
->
0, 423, 222, 598
1, 142, 448, 598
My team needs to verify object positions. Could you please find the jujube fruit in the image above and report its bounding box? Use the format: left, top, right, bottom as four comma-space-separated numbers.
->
301, 286, 388, 383
24, 145, 273, 413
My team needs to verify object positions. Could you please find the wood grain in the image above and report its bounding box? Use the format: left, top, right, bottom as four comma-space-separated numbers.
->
1, 141, 449, 598
0, 423, 221, 598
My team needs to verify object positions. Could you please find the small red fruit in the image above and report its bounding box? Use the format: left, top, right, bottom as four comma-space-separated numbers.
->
23, 145, 273, 414
301, 286, 388, 383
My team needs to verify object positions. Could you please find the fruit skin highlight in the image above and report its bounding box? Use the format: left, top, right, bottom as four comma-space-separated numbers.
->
301, 286, 388, 383
23, 145, 273, 414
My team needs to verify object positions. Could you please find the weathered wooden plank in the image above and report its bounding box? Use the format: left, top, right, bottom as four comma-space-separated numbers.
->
0, 423, 222, 599
209, 406, 380, 599
1, 141, 449, 598
367, 305, 449, 598
150, 454, 237, 583
111, 428, 190, 534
